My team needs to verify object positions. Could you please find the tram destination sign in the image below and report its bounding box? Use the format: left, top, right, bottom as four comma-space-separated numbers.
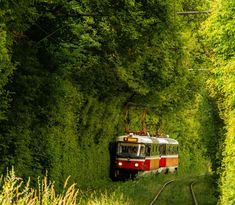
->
124, 137, 138, 142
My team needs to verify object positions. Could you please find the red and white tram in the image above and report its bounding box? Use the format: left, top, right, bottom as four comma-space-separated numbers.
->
110, 133, 179, 180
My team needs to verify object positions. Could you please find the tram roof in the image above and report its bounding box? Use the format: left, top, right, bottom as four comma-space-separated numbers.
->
116, 134, 179, 145
157, 137, 179, 145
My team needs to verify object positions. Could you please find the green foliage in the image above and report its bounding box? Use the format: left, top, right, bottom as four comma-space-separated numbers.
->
0, 24, 14, 120
0, 0, 217, 196
160, 95, 211, 175
193, 175, 218, 205
198, 89, 225, 173
201, 0, 235, 203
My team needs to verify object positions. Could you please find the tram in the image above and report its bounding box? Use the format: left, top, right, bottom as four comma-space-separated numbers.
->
110, 132, 179, 180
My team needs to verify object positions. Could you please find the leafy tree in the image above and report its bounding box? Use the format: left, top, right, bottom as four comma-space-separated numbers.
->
0, 0, 215, 192
202, 0, 235, 203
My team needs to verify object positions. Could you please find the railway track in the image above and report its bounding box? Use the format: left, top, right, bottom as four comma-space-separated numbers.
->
190, 180, 198, 205
149, 178, 198, 205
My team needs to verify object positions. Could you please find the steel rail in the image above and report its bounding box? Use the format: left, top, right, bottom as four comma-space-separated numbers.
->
190, 181, 198, 205
149, 180, 175, 205
150, 178, 199, 205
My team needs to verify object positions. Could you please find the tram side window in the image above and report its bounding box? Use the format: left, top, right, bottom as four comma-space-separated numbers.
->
166, 145, 170, 155
174, 145, 177, 155
156, 145, 160, 155
172, 145, 179, 155
159, 144, 166, 155
172, 145, 175, 154
167, 145, 170, 155
175, 145, 179, 154
171, 145, 175, 155
172, 145, 175, 155
140, 145, 145, 156
146, 145, 151, 156
151, 144, 154, 155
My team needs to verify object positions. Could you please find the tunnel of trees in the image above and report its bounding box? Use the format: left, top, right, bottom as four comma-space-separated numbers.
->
0, 0, 234, 204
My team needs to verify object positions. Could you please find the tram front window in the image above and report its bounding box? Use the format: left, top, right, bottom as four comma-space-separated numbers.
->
117, 143, 145, 158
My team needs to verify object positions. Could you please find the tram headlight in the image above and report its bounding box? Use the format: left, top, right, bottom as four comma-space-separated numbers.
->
134, 163, 139, 167
118, 162, 123, 166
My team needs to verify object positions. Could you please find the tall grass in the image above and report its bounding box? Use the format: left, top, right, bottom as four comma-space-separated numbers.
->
0, 169, 217, 205
0, 169, 130, 205
0, 169, 78, 205
86, 191, 130, 205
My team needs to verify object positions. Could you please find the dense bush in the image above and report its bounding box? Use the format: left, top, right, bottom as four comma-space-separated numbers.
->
202, 0, 235, 204
0, 0, 220, 198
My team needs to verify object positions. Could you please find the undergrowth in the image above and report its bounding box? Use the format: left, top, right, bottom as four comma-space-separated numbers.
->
0, 169, 130, 205
0, 169, 217, 205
